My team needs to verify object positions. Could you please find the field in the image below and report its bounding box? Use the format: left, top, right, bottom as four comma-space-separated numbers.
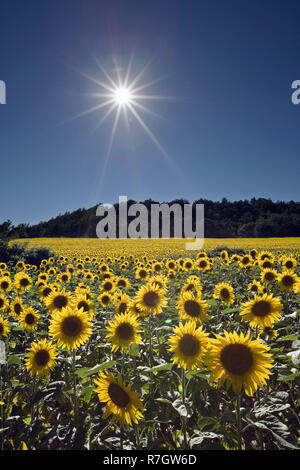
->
0, 238, 299, 450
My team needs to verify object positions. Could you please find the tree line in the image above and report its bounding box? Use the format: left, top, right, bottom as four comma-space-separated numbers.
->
1, 198, 299, 239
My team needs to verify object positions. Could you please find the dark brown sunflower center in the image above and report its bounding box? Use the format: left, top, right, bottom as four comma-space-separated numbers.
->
61, 316, 83, 337
77, 300, 89, 312
154, 265, 161, 271
184, 300, 201, 318
185, 262, 192, 269
242, 257, 250, 265
285, 261, 293, 269
139, 270, 147, 278
25, 313, 35, 325
143, 291, 159, 307
103, 282, 112, 291
168, 262, 175, 269
262, 261, 272, 268
53, 295, 68, 309
119, 302, 127, 314
220, 288, 230, 299
20, 278, 29, 287
118, 280, 126, 287
14, 303, 22, 315
1, 281, 9, 290
179, 334, 200, 356
108, 382, 130, 408
252, 300, 271, 317
251, 284, 258, 291
282, 275, 294, 286
199, 261, 207, 268
116, 322, 134, 340
35, 349, 50, 367
42, 287, 52, 297
220, 343, 253, 375
265, 272, 275, 281
0, 299, 4, 308
61, 275, 68, 282
101, 295, 110, 305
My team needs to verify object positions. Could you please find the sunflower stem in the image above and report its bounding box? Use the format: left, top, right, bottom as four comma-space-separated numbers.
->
181, 367, 188, 449
31, 375, 36, 422
236, 394, 242, 450
72, 350, 78, 428
0, 364, 4, 451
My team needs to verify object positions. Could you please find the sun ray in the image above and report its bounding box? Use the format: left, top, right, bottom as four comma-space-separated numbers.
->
127, 102, 177, 170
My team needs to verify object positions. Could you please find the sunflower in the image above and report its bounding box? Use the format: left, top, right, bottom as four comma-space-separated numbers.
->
261, 269, 278, 285
240, 293, 283, 329
115, 294, 131, 315
248, 280, 263, 295
19, 307, 39, 331
239, 255, 252, 268
181, 276, 202, 295
166, 259, 176, 271
58, 272, 71, 283
0, 276, 11, 292
213, 282, 235, 305
101, 279, 116, 294
105, 312, 142, 352
10, 297, 24, 318
128, 299, 144, 317
0, 294, 8, 313
25, 339, 58, 377
45, 288, 73, 314
115, 277, 130, 289
183, 258, 194, 271
258, 327, 278, 342
49, 306, 92, 350
147, 275, 168, 292
259, 259, 274, 270
169, 321, 210, 370
195, 258, 210, 272
277, 271, 298, 292
38, 284, 54, 300
177, 291, 209, 324
135, 283, 167, 315
72, 295, 94, 320
98, 292, 112, 307
207, 330, 273, 396
0, 316, 9, 339
257, 251, 274, 263
135, 267, 149, 281
14, 272, 32, 294
94, 372, 145, 427
281, 256, 297, 271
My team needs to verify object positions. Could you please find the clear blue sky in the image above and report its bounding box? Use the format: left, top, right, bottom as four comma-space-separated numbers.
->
0, 0, 299, 226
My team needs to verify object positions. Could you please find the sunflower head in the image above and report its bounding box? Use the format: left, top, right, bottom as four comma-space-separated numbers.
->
207, 330, 273, 396
177, 291, 209, 324
94, 372, 145, 427
25, 339, 58, 377
49, 306, 92, 350
106, 312, 142, 352
169, 321, 210, 370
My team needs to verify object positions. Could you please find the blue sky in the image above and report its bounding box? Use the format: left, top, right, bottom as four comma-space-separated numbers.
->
0, 0, 299, 225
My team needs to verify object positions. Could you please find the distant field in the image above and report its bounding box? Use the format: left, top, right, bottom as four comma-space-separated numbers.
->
12, 237, 300, 258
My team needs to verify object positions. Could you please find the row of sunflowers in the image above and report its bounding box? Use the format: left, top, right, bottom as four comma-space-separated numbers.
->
0, 246, 299, 450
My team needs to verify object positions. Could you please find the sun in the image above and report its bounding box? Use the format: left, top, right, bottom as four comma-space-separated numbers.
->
65, 55, 178, 188
114, 87, 132, 105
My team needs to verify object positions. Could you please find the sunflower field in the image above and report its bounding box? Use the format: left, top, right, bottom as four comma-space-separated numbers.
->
0, 241, 299, 451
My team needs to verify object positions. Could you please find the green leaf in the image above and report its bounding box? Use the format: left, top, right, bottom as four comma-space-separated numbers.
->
75, 360, 116, 378
129, 343, 139, 357
80, 385, 94, 403
7, 355, 21, 365
146, 362, 173, 373
277, 334, 299, 342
